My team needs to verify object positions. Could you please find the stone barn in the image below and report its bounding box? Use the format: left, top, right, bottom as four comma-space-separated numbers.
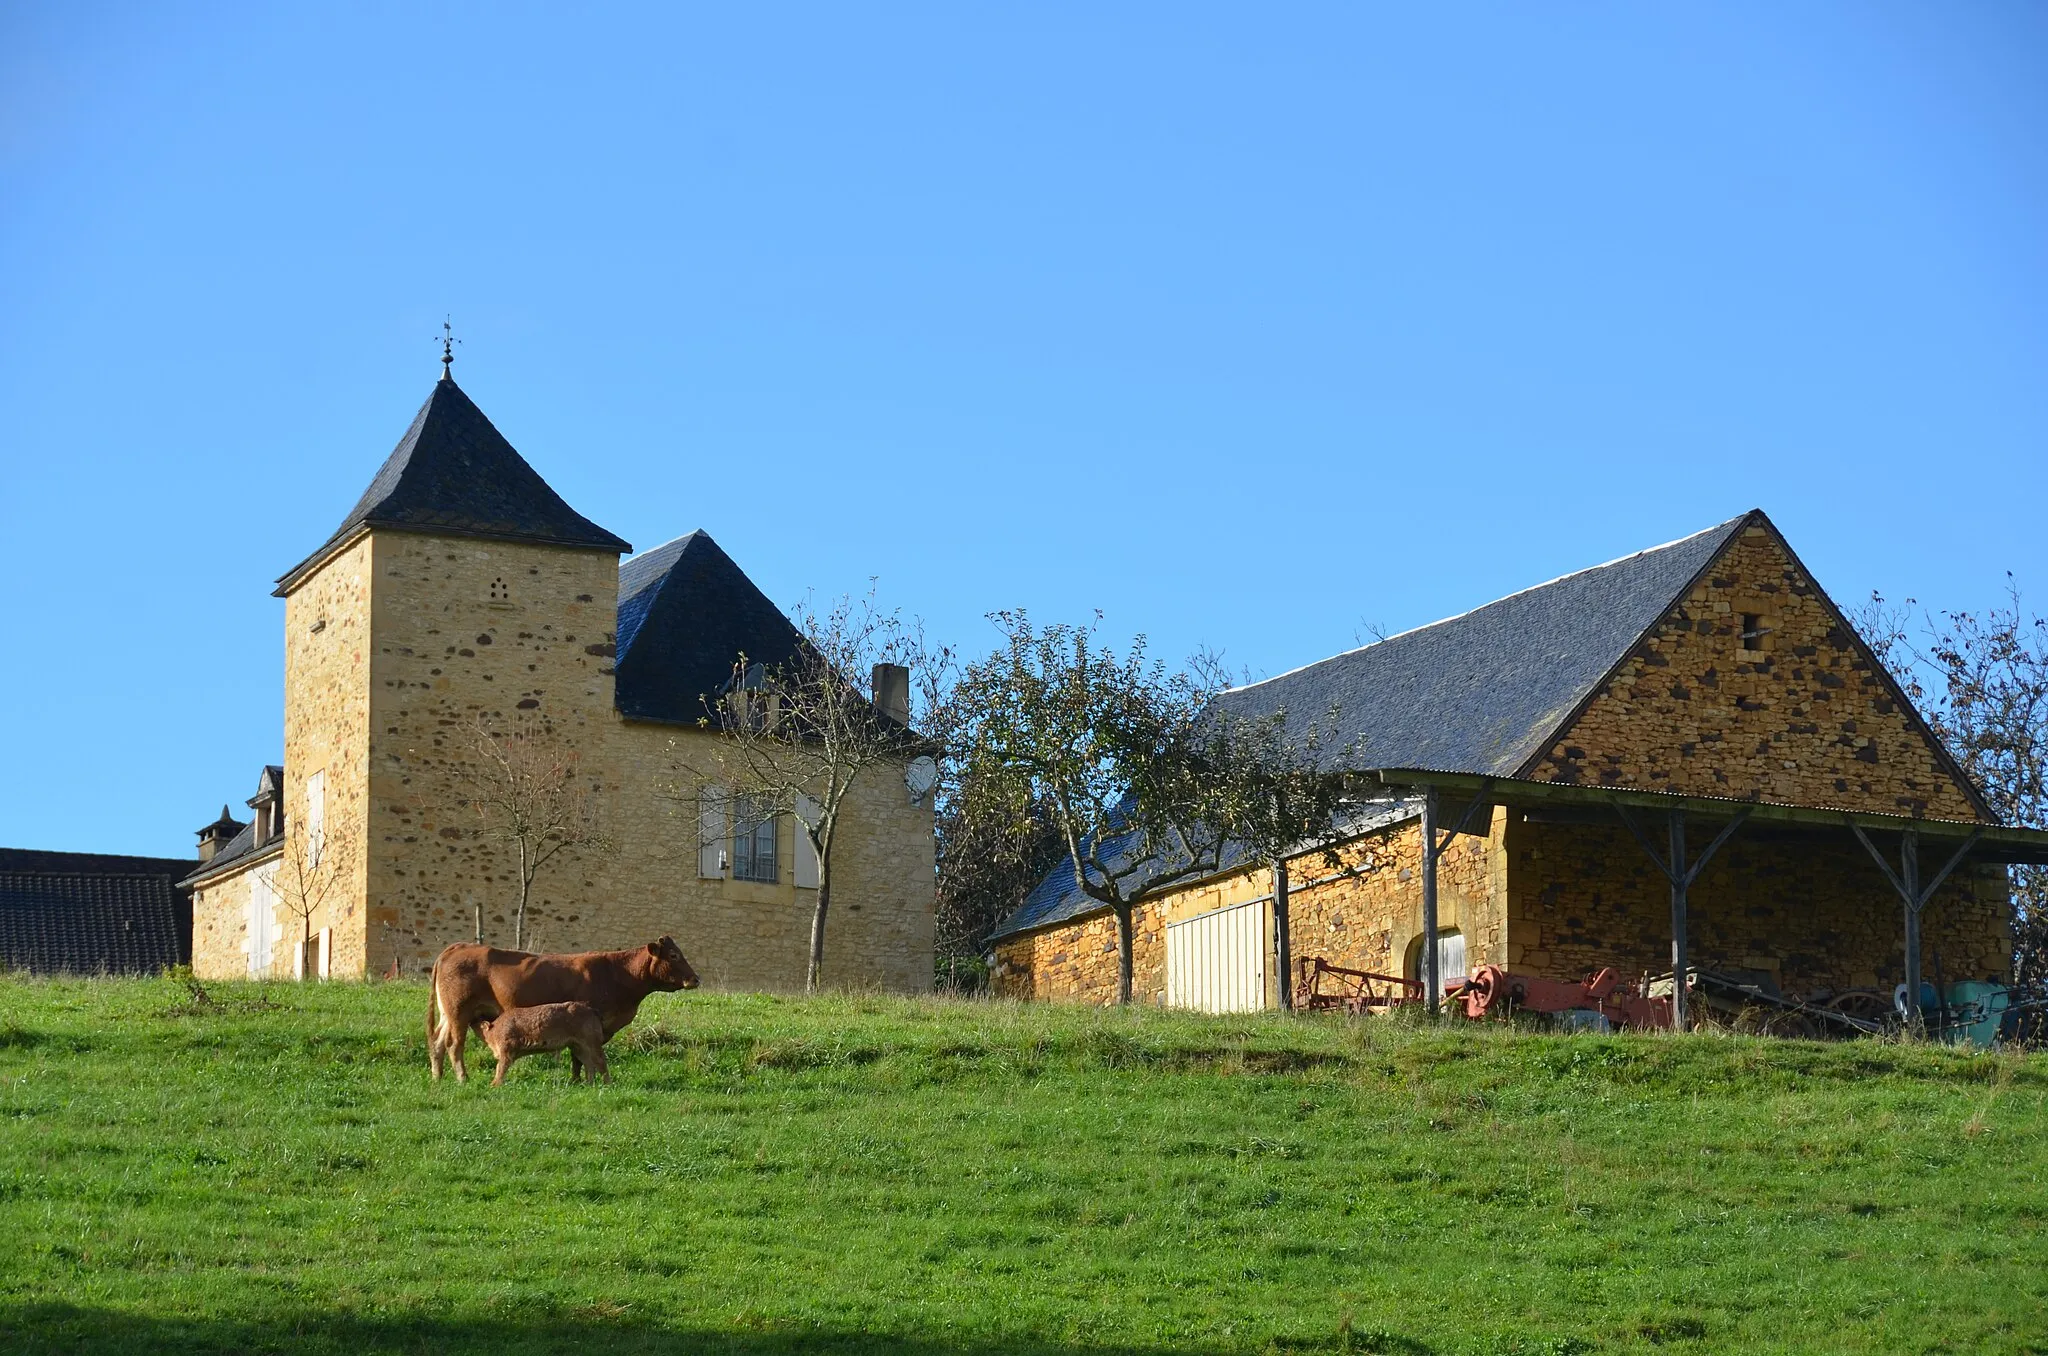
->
990, 512, 2042, 1017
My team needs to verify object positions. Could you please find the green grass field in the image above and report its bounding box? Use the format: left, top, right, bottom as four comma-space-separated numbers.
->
0, 976, 2043, 1355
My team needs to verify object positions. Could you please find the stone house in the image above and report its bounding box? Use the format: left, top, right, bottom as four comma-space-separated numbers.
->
186, 368, 935, 988
990, 512, 2039, 1011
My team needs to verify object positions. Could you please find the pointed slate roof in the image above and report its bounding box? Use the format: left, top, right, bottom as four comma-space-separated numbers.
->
276, 374, 630, 594
613, 531, 805, 724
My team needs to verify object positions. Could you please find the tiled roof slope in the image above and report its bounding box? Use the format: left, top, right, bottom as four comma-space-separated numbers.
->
277, 375, 630, 594
614, 531, 805, 725
990, 515, 1752, 943
1210, 514, 1751, 778
0, 849, 193, 975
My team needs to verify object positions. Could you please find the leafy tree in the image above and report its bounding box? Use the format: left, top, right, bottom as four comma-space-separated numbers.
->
950, 613, 1351, 1004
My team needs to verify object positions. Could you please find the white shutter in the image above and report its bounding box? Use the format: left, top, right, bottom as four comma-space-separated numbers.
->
249, 862, 278, 977
698, 786, 728, 878
305, 770, 326, 868
794, 794, 821, 889
316, 926, 332, 979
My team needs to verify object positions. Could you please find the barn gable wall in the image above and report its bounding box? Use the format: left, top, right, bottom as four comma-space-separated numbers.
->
1525, 521, 1984, 820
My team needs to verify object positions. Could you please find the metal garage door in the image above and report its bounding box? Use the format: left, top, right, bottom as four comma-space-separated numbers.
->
1165, 898, 1271, 1013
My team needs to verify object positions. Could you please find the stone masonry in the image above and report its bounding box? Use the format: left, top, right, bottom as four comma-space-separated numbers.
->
191, 528, 935, 989
993, 519, 2010, 1006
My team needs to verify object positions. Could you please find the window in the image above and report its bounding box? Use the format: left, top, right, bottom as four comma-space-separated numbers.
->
1741, 614, 1767, 651
489, 576, 510, 603
732, 795, 780, 883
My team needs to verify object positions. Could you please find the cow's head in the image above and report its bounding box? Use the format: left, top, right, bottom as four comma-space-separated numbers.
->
644, 936, 700, 991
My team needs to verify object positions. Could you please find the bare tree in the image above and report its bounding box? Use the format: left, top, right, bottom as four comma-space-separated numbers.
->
950, 613, 1352, 1004
707, 592, 945, 994
275, 815, 354, 981
455, 718, 611, 952
1858, 579, 2048, 1003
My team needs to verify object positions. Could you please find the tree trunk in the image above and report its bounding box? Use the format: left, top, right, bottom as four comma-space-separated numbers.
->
1114, 904, 1135, 1005
1272, 857, 1292, 1011
806, 874, 830, 995
515, 841, 532, 951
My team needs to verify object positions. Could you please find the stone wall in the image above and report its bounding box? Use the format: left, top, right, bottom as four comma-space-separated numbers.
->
190, 852, 268, 979
590, 723, 935, 994
1528, 522, 1985, 821
1507, 817, 2012, 992
243, 527, 935, 991
281, 534, 374, 977
990, 808, 1507, 1006
361, 533, 622, 978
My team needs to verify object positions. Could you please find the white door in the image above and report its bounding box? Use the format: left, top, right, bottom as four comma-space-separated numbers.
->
1427, 930, 1467, 1001
1165, 899, 1271, 1013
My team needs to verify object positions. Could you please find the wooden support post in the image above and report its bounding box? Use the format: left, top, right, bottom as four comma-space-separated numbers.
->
1616, 803, 1751, 1032
1421, 787, 1440, 1016
1669, 810, 1689, 1032
1272, 855, 1292, 1012
1848, 822, 1980, 1038
1902, 829, 1922, 1034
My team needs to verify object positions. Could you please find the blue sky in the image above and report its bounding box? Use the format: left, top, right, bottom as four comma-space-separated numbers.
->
3, 3, 2044, 856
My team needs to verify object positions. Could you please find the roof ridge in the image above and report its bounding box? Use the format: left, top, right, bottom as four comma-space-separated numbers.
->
1227, 514, 1752, 698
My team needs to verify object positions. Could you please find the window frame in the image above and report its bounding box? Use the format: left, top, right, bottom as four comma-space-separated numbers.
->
731, 794, 780, 884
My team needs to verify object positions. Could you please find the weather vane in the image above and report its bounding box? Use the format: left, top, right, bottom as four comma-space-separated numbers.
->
438, 317, 461, 378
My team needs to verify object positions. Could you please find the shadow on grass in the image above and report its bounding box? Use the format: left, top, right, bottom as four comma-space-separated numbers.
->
0, 1304, 1435, 1356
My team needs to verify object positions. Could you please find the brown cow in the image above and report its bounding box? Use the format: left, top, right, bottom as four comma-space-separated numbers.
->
427, 936, 699, 1082
477, 1001, 610, 1086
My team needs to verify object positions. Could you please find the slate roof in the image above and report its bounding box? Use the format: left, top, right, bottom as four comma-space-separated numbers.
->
614, 531, 805, 725
990, 514, 1754, 943
179, 821, 276, 888
989, 798, 1421, 944
0, 849, 193, 975
1207, 514, 1752, 778
276, 374, 630, 594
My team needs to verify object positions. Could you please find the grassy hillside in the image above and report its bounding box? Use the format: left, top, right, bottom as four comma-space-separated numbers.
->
0, 977, 2043, 1356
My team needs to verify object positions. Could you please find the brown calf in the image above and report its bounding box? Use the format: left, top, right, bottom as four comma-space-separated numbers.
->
477, 1002, 610, 1085
428, 936, 698, 1082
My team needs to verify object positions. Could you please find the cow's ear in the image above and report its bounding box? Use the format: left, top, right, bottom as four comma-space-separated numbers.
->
646, 942, 661, 957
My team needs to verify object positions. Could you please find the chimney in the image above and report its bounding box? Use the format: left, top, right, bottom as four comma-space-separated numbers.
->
871, 663, 910, 727
196, 805, 242, 862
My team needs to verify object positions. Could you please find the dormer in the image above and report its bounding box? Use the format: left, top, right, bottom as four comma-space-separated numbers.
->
246, 765, 285, 848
